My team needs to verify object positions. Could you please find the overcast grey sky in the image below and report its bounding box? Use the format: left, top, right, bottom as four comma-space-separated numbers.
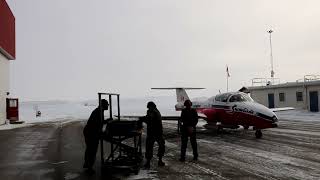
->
6, 0, 320, 101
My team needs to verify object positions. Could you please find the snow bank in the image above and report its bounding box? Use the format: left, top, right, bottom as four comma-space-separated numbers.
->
276, 110, 320, 122
3, 97, 320, 130
14, 96, 176, 125
0, 122, 34, 130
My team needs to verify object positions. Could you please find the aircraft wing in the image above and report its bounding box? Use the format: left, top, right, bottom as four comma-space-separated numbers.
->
270, 107, 295, 112
118, 115, 179, 121
118, 114, 207, 121
163, 114, 207, 120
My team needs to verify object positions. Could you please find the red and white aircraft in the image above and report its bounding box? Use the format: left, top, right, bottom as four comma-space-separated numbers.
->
152, 88, 284, 138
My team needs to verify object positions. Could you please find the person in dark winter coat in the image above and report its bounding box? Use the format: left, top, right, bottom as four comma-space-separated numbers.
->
139, 101, 165, 168
179, 99, 199, 162
83, 99, 109, 174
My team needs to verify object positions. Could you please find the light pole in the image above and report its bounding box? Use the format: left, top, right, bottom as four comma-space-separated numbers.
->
268, 29, 274, 84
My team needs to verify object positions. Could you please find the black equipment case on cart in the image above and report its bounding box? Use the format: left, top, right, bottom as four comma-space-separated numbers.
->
98, 93, 143, 176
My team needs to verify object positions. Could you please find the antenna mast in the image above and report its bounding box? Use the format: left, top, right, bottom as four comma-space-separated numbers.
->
268, 29, 274, 84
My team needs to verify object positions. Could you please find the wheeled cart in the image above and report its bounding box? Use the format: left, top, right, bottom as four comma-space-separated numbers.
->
98, 93, 143, 176
103, 120, 143, 174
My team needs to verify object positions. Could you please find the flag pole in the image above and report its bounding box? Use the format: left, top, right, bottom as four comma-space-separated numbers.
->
226, 65, 229, 92
268, 29, 274, 85
227, 75, 229, 92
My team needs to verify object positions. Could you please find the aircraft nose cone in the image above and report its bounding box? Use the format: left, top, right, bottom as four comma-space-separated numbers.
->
272, 115, 278, 122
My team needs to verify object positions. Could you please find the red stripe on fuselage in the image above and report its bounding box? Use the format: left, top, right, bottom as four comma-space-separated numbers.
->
195, 107, 277, 130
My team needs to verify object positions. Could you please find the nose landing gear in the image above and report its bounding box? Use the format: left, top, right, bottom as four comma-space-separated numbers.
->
255, 130, 262, 138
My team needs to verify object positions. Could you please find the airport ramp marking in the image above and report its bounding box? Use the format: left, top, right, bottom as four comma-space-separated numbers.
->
269, 128, 320, 136
51, 161, 68, 165
187, 161, 229, 180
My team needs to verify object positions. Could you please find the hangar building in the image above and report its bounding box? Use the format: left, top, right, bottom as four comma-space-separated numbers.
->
248, 76, 320, 112
0, 0, 15, 124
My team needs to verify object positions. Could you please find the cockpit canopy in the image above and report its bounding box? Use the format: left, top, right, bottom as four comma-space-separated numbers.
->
215, 92, 254, 103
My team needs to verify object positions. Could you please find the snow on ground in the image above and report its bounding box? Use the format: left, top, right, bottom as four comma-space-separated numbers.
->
18, 97, 176, 123
2, 97, 320, 131
0, 97, 176, 130
275, 109, 320, 121
125, 170, 159, 180
19, 101, 95, 123
0, 122, 34, 130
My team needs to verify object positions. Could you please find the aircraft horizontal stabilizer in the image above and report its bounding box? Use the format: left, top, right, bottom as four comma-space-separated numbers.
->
118, 115, 180, 121
151, 88, 205, 90
118, 115, 207, 121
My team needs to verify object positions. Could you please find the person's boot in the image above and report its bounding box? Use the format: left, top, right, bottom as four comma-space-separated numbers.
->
85, 168, 95, 175
144, 160, 151, 169
158, 158, 165, 167
83, 163, 88, 169
193, 155, 198, 161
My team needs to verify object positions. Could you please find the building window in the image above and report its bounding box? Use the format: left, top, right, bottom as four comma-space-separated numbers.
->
9, 99, 17, 107
279, 93, 285, 102
296, 92, 303, 101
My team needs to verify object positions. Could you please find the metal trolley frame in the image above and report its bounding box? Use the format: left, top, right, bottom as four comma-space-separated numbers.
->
98, 93, 142, 175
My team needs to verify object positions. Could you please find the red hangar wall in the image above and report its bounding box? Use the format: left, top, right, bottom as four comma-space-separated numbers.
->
0, 0, 15, 124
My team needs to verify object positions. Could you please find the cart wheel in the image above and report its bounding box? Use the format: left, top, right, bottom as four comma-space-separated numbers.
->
101, 168, 110, 177
134, 169, 140, 175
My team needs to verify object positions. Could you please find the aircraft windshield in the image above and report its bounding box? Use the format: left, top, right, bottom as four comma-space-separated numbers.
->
215, 93, 232, 102
242, 93, 254, 102
229, 94, 246, 102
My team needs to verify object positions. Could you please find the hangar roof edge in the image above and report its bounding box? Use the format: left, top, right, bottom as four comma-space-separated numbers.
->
248, 80, 320, 91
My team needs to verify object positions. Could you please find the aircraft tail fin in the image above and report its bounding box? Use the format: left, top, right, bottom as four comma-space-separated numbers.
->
151, 88, 205, 110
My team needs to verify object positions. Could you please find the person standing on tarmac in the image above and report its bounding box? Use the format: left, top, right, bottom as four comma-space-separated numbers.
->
180, 99, 199, 162
83, 99, 109, 174
139, 101, 165, 168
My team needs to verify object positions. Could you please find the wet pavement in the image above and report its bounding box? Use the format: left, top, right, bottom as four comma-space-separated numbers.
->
0, 118, 320, 180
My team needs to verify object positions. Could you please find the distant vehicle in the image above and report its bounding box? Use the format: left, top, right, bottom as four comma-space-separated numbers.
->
36, 110, 41, 117
33, 105, 41, 117
152, 88, 290, 138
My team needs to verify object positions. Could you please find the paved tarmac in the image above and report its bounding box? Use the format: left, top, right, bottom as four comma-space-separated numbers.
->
0, 118, 319, 180
0, 121, 105, 180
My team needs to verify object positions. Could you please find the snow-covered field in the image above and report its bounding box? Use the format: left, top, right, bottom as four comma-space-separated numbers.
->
17, 100, 320, 124
0, 96, 177, 130
20, 97, 175, 122
1, 96, 320, 131
276, 109, 320, 122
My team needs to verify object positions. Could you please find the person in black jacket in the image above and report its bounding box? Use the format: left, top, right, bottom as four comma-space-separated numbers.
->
83, 99, 109, 174
179, 99, 199, 162
139, 101, 165, 168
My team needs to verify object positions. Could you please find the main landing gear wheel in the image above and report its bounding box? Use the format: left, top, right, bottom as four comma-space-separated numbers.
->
255, 130, 262, 138
217, 126, 223, 134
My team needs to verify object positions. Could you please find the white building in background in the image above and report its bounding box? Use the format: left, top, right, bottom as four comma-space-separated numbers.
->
0, 0, 15, 124
248, 76, 320, 112
0, 53, 10, 124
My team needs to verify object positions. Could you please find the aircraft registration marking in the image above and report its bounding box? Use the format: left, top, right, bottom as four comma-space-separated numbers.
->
231, 105, 254, 114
